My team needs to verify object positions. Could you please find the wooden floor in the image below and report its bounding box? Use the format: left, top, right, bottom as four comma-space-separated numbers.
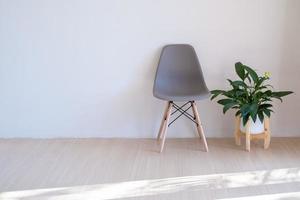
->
1, 138, 300, 200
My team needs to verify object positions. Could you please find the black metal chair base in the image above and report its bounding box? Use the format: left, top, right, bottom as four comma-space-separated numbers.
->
168, 101, 198, 127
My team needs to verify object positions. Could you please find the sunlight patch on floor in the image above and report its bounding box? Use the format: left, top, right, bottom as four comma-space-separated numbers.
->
218, 192, 300, 200
1, 168, 299, 200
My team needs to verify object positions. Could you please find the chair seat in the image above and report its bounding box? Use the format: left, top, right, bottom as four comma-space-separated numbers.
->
154, 88, 210, 102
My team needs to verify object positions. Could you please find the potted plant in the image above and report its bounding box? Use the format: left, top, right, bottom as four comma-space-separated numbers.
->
211, 62, 293, 134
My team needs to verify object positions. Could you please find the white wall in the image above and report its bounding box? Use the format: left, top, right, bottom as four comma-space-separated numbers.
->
0, 0, 299, 138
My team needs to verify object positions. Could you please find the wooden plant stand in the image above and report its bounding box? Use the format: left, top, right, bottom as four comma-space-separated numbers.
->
234, 116, 271, 152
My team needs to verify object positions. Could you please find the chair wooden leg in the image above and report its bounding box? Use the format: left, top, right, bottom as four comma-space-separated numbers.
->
234, 116, 241, 146
191, 103, 201, 139
160, 101, 172, 153
245, 120, 251, 152
191, 102, 208, 152
264, 117, 271, 149
157, 102, 170, 141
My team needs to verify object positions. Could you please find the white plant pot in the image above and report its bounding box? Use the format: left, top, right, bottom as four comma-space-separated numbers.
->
240, 118, 264, 134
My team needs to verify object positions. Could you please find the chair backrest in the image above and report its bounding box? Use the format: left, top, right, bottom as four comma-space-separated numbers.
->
153, 44, 208, 98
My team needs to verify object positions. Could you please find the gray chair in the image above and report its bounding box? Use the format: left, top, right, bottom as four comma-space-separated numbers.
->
153, 44, 209, 152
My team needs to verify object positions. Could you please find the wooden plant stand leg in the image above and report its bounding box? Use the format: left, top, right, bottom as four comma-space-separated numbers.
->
264, 117, 271, 149
157, 102, 171, 141
234, 116, 241, 146
191, 101, 209, 152
245, 120, 251, 152
160, 101, 173, 153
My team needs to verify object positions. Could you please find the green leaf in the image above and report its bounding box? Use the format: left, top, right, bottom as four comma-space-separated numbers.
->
259, 104, 273, 109
249, 103, 258, 122
227, 79, 237, 89
263, 109, 271, 118
210, 90, 225, 100
235, 62, 245, 80
249, 103, 258, 113
254, 91, 263, 99
258, 111, 264, 123
211, 90, 225, 95
244, 65, 259, 83
223, 102, 238, 114
236, 90, 245, 95
240, 104, 251, 116
272, 96, 283, 102
251, 113, 257, 122
235, 110, 241, 116
217, 99, 235, 105
227, 79, 233, 84
245, 73, 251, 83
240, 104, 249, 113
224, 90, 235, 98
261, 97, 272, 102
257, 86, 267, 90
265, 84, 274, 88
255, 77, 266, 89
210, 94, 218, 100
272, 91, 293, 98
242, 114, 250, 126
231, 81, 248, 88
